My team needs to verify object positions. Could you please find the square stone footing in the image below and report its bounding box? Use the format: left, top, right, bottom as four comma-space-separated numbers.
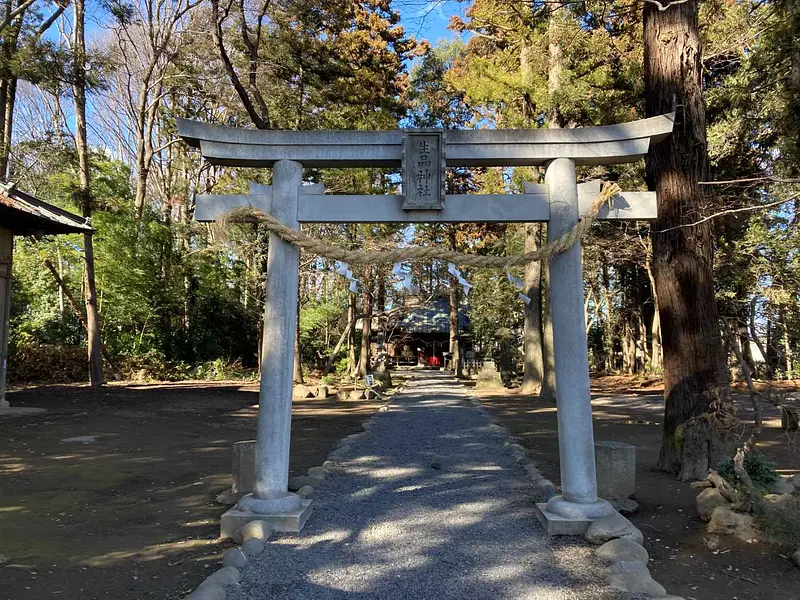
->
535, 503, 593, 536
220, 500, 313, 539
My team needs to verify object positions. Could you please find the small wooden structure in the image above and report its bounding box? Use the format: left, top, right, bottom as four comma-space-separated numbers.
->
378, 297, 470, 366
0, 182, 92, 409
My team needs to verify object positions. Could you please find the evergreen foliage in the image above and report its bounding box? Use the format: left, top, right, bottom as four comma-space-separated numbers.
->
0, 0, 797, 398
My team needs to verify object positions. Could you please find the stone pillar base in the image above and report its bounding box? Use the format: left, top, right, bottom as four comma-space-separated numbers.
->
534, 495, 614, 536
220, 499, 313, 539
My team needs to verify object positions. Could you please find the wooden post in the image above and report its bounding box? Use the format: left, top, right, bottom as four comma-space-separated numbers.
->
0, 227, 11, 408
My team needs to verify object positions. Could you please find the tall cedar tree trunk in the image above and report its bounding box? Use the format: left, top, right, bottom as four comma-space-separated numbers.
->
73, 0, 104, 387
0, 75, 15, 178
0, 0, 22, 178
644, 0, 729, 478
356, 266, 373, 377
539, 5, 566, 403
521, 223, 543, 393
519, 43, 544, 394
785, 0, 800, 176
447, 227, 463, 377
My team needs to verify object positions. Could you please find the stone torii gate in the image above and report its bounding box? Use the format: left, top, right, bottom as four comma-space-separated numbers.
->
177, 114, 674, 537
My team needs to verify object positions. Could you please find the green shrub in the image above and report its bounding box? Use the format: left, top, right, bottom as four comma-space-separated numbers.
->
717, 452, 780, 496
119, 350, 188, 382
192, 358, 255, 381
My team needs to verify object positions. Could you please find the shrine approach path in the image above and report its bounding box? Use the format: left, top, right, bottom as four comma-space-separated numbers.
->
225, 371, 635, 600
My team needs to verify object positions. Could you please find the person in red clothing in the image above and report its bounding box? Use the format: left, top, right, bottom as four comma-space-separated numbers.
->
429, 355, 440, 367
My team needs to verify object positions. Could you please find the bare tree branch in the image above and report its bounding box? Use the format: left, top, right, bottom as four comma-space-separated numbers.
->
699, 177, 800, 186
641, 0, 691, 10
0, 0, 37, 35
653, 194, 799, 234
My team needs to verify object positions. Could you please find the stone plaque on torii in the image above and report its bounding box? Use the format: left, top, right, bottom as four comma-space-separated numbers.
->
178, 114, 674, 537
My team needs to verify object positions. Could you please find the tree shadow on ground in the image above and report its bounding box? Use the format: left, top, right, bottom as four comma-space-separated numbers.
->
0, 381, 379, 599
226, 373, 621, 600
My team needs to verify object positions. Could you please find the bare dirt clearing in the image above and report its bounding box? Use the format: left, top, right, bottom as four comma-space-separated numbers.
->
476, 377, 800, 600
0, 381, 380, 599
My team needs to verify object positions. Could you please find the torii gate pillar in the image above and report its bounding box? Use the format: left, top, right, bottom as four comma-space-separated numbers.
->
538, 158, 614, 532
220, 160, 313, 537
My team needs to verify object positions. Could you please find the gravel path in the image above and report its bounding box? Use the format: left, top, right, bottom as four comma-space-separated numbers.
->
227, 372, 634, 600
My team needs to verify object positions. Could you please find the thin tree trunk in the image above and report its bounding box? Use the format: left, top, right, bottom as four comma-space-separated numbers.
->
540, 262, 557, 402
645, 0, 729, 478
447, 228, 463, 377
0, 74, 15, 178
57, 246, 65, 315
623, 321, 637, 375
44, 259, 114, 367
73, 0, 104, 388
356, 266, 373, 377
584, 286, 593, 336
293, 301, 304, 383
324, 313, 353, 375
781, 310, 792, 376
376, 270, 386, 316
645, 254, 663, 373
637, 311, 649, 373
347, 291, 357, 375
724, 319, 761, 430
749, 297, 769, 371
522, 223, 543, 394
739, 317, 755, 372
601, 264, 615, 373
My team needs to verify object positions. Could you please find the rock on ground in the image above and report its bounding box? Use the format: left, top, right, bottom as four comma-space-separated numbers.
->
190, 584, 226, 600
608, 571, 666, 596
205, 566, 240, 587
223, 548, 247, 569
225, 372, 635, 600
234, 520, 272, 544
595, 539, 649, 564
292, 384, 315, 399
585, 512, 644, 545
707, 506, 758, 543
241, 538, 265, 556
696, 487, 729, 522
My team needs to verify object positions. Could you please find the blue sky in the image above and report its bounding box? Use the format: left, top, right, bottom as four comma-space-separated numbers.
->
395, 0, 464, 44
77, 1, 465, 51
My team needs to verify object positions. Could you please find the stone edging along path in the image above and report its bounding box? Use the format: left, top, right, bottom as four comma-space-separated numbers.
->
184, 372, 683, 600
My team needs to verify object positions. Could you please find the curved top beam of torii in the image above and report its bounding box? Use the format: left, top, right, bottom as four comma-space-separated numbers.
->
177, 113, 675, 168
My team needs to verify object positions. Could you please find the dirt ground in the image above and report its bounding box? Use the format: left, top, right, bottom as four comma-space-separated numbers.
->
0, 381, 381, 600
476, 376, 800, 600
